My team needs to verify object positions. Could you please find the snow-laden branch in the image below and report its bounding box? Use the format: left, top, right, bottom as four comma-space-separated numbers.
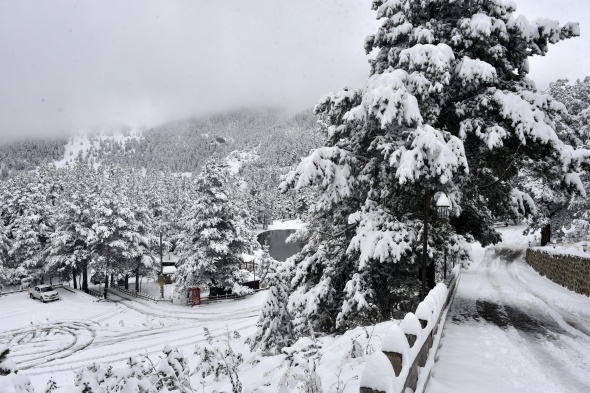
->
510, 188, 537, 217
343, 69, 422, 129
390, 125, 468, 185
280, 146, 356, 208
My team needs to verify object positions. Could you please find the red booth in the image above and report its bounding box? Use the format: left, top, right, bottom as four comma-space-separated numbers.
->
188, 287, 201, 305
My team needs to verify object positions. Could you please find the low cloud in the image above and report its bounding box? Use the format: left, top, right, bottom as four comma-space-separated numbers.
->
0, 0, 586, 140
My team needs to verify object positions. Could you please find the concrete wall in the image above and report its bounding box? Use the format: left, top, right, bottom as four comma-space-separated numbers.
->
526, 249, 590, 297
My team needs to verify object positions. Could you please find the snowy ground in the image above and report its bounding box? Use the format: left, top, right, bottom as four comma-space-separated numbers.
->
428, 226, 590, 393
0, 288, 263, 391
54, 129, 143, 168
4, 224, 588, 392
0, 283, 392, 392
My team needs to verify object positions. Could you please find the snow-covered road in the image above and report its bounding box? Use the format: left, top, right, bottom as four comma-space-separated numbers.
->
428, 245, 590, 393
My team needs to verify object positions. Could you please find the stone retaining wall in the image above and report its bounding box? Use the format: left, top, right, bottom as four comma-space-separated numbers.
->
525, 249, 590, 297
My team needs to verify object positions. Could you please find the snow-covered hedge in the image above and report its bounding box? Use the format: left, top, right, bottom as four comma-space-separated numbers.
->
359, 266, 460, 393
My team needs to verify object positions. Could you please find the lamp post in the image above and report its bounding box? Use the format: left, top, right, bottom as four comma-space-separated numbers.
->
421, 191, 451, 300
436, 193, 451, 280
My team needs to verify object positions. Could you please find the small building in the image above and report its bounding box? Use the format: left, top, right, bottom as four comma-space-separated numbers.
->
161, 253, 180, 284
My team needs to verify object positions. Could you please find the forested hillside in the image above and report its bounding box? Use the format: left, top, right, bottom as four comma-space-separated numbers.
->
1, 108, 319, 176
0, 138, 67, 179
0, 108, 322, 289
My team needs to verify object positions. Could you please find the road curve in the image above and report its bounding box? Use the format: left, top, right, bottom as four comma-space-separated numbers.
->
427, 247, 590, 393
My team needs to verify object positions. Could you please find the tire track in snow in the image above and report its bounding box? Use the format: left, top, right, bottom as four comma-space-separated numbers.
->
479, 247, 590, 392
0, 321, 97, 370
22, 317, 257, 376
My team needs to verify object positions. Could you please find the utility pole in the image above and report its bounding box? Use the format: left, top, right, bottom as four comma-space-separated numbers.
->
159, 230, 164, 299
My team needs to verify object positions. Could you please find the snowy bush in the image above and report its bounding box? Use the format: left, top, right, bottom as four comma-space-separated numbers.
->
72, 347, 192, 393
0, 346, 35, 393
194, 327, 243, 393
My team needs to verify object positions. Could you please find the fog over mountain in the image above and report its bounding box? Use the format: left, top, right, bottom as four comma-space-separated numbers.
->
0, 0, 588, 140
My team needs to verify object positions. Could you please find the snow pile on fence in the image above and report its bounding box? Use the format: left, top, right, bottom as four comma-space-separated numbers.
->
359, 266, 460, 393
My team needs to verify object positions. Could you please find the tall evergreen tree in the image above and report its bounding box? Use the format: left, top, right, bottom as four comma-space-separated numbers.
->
91, 166, 152, 293
0, 166, 59, 284
47, 162, 97, 291
544, 77, 590, 239
259, 0, 587, 345
175, 160, 255, 295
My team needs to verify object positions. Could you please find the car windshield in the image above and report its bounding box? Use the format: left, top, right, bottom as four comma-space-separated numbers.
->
40, 286, 54, 292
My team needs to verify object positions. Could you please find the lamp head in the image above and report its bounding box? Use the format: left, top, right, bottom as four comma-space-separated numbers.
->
436, 192, 451, 221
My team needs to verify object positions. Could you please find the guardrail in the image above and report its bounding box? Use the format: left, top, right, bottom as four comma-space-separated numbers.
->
0, 287, 27, 297
111, 285, 173, 303
87, 288, 103, 298
0, 282, 68, 297
359, 265, 460, 393
187, 287, 267, 306
189, 292, 237, 305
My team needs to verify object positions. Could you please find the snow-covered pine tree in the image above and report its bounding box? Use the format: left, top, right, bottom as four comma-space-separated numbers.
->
175, 160, 255, 295
47, 162, 97, 292
549, 77, 590, 149
251, 251, 293, 354
545, 77, 590, 239
0, 219, 10, 283
91, 166, 152, 294
263, 0, 587, 341
0, 165, 61, 285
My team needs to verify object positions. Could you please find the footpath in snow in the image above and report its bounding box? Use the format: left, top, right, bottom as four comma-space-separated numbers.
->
428, 226, 590, 393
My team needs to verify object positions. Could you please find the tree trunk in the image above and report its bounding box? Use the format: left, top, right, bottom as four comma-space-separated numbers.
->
541, 224, 551, 246
135, 263, 140, 292
104, 254, 109, 299
125, 274, 129, 290
82, 262, 88, 293
72, 266, 78, 289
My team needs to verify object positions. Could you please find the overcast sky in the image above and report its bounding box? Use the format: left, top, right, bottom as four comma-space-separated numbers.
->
0, 0, 588, 140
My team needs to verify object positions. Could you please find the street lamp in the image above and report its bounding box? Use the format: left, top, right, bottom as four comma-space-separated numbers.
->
421, 191, 451, 300
436, 193, 451, 280
436, 193, 451, 221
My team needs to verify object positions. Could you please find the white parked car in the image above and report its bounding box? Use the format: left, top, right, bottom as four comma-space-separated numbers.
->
28, 284, 60, 303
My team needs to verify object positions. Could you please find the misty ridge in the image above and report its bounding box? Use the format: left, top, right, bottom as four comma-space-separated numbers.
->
0, 107, 322, 179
